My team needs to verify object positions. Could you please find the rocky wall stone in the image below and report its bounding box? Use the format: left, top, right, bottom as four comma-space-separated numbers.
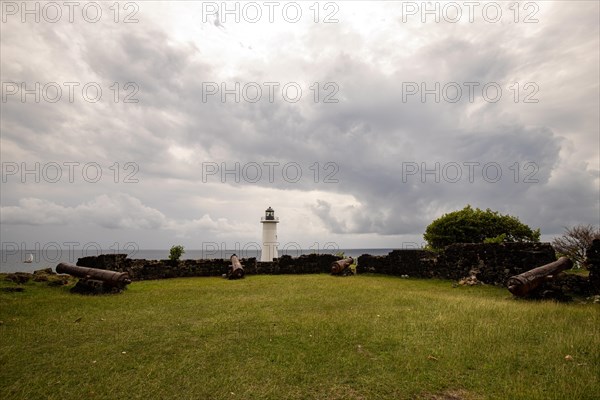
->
586, 239, 600, 292
437, 243, 556, 285
72, 243, 596, 295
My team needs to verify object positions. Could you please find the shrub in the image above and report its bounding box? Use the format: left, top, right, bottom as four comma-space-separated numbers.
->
424, 205, 540, 250
169, 245, 185, 261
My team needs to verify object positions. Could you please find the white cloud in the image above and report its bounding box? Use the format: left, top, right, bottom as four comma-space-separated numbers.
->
1, 194, 167, 229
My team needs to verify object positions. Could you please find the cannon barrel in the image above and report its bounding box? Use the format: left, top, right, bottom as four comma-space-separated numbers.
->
331, 257, 354, 275
56, 263, 132, 286
506, 256, 572, 296
228, 254, 245, 279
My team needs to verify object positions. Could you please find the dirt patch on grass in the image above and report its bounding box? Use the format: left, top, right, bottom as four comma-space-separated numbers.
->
327, 384, 366, 400
420, 389, 479, 400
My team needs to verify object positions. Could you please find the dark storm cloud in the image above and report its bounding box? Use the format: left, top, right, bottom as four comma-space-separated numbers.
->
1, 1, 598, 247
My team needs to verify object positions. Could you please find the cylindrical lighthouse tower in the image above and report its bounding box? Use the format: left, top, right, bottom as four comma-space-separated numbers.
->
260, 207, 279, 262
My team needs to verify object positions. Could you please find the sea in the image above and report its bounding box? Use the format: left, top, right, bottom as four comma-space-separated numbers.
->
0, 248, 403, 273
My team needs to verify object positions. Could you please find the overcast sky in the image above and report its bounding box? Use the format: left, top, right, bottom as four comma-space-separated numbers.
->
1, 1, 599, 253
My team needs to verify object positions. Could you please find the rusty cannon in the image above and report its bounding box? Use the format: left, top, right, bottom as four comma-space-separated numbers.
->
506, 256, 573, 297
226, 254, 245, 280
331, 257, 354, 276
56, 262, 132, 294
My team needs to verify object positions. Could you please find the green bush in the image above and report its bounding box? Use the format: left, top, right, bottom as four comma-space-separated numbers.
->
169, 245, 185, 261
424, 205, 540, 250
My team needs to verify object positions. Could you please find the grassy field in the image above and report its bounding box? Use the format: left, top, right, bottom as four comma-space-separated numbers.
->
0, 274, 598, 400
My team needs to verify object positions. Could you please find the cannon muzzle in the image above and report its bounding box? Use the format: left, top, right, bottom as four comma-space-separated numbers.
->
56, 263, 131, 285
331, 257, 354, 275
506, 256, 572, 296
56, 262, 132, 290
227, 254, 245, 280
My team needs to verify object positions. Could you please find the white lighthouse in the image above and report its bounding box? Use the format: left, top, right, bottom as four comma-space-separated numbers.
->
260, 206, 279, 262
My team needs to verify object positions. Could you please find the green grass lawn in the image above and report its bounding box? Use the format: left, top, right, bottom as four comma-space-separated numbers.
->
1, 275, 598, 400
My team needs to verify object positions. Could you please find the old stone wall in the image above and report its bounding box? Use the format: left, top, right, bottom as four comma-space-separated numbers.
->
76, 253, 339, 281
586, 239, 600, 292
357, 250, 436, 278
75, 243, 598, 295
357, 243, 557, 285
436, 242, 557, 285
77, 243, 555, 285
78, 255, 241, 280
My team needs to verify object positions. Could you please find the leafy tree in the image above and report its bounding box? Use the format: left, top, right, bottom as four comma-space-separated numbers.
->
169, 245, 185, 261
552, 225, 600, 268
424, 205, 540, 250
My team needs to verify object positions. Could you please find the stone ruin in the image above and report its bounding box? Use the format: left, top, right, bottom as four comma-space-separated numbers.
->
10, 241, 587, 298
586, 239, 600, 293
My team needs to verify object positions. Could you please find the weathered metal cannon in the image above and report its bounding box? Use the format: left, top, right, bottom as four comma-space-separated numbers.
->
56, 262, 131, 294
226, 254, 245, 280
506, 256, 573, 297
331, 257, 354, 276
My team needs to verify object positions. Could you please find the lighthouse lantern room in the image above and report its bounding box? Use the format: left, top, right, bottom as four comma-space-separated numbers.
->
260, 207, 279, 262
